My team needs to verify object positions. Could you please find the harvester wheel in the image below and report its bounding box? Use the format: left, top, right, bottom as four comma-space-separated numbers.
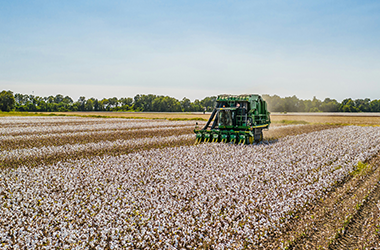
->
249, 137, 254, 144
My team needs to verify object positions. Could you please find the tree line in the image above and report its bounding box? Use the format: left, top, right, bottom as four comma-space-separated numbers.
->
0, 90, 216, 112
1, 90, 380, 113
262, 95, 380, 113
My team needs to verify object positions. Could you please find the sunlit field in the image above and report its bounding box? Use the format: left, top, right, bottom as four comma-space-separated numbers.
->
1, 115, 380, 249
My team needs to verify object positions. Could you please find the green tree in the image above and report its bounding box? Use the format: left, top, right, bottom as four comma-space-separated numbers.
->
320, 98, 339, 112
191, 99, 203, 112
45, 96, 55, 104
134, 94, 157, 111
37, 99, 47, 111
100, 98, 109, 111
151, 96, 181, 112
119, 97, 133, 110
62, 96, 73, 104
262, 95, 285, 112
85, 98, 95, 111
200, 96, 217, 112
108, 97, 119, 110
0, 90, 16, 111
340, 99, 358, 112
283, 95, 304, 112
355, 98, 371, 112
77, 96, 86, 111
93, 99, 100, 111
54, 94, 64, 103
180, 97, 192, 112
370, 100, 380, 112
15, 93, 28, 106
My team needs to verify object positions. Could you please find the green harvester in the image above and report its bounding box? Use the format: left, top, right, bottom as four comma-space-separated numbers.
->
194, 94, 270, 144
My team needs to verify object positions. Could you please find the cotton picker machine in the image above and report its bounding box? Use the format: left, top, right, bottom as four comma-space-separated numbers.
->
194, 94, 271, 144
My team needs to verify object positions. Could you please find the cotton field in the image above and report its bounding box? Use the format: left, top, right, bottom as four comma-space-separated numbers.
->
1, 116, 380, 249
0, 119, 199, 135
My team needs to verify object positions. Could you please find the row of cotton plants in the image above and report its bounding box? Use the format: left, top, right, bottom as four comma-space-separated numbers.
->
0, 125, 195, 145
0, 134, 193, 163
0, 116, 121, 125
0, 116, 86, 122
1, 126, 380, 249
0, 119, 202, 135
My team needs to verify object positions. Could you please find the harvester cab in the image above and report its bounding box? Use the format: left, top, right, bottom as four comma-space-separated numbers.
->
194, 94, 270, 144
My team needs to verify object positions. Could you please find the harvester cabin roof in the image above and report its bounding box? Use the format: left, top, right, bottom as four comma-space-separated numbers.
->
216, 94, 261, 102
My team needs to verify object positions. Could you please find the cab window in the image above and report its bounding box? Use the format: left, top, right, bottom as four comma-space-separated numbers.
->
218, 110, 233, 126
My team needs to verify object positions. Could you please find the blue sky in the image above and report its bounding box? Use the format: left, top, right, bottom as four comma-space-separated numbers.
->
1, 0, 380, 101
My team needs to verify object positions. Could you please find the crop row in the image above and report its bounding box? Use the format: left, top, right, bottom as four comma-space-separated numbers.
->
1, 126, 379, 248
0, 116, 129, 126
0, 134, 193, 163
0, 116, 90, 123
0, 133, 194, 169
0, 119, 202, 136
0, 125, 194, 151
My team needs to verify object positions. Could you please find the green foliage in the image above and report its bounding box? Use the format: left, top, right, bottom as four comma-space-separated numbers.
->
263, 95, 380, 113
262, 95, 328, 112
9, 92, 217, 113
0, 90, 16, 111
7, 91, 380, 113
350, 161, 371, 176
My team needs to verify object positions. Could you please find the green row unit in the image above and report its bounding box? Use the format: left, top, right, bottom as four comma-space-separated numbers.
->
194, 94, 270, 144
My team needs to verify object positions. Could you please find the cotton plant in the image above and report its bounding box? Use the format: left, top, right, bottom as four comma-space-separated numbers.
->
0, 125, 195, 146
0, 117, 203, 136
0, 134, 193, 163
1, 126, 380, 248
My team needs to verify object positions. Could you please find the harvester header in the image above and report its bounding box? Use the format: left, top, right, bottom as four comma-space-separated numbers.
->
194, 94, 270, 144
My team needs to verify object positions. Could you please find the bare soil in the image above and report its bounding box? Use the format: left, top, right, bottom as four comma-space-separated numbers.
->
329, 179, 380, 249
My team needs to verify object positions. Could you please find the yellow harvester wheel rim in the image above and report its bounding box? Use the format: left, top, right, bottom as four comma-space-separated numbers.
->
249, 137, 254, 144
